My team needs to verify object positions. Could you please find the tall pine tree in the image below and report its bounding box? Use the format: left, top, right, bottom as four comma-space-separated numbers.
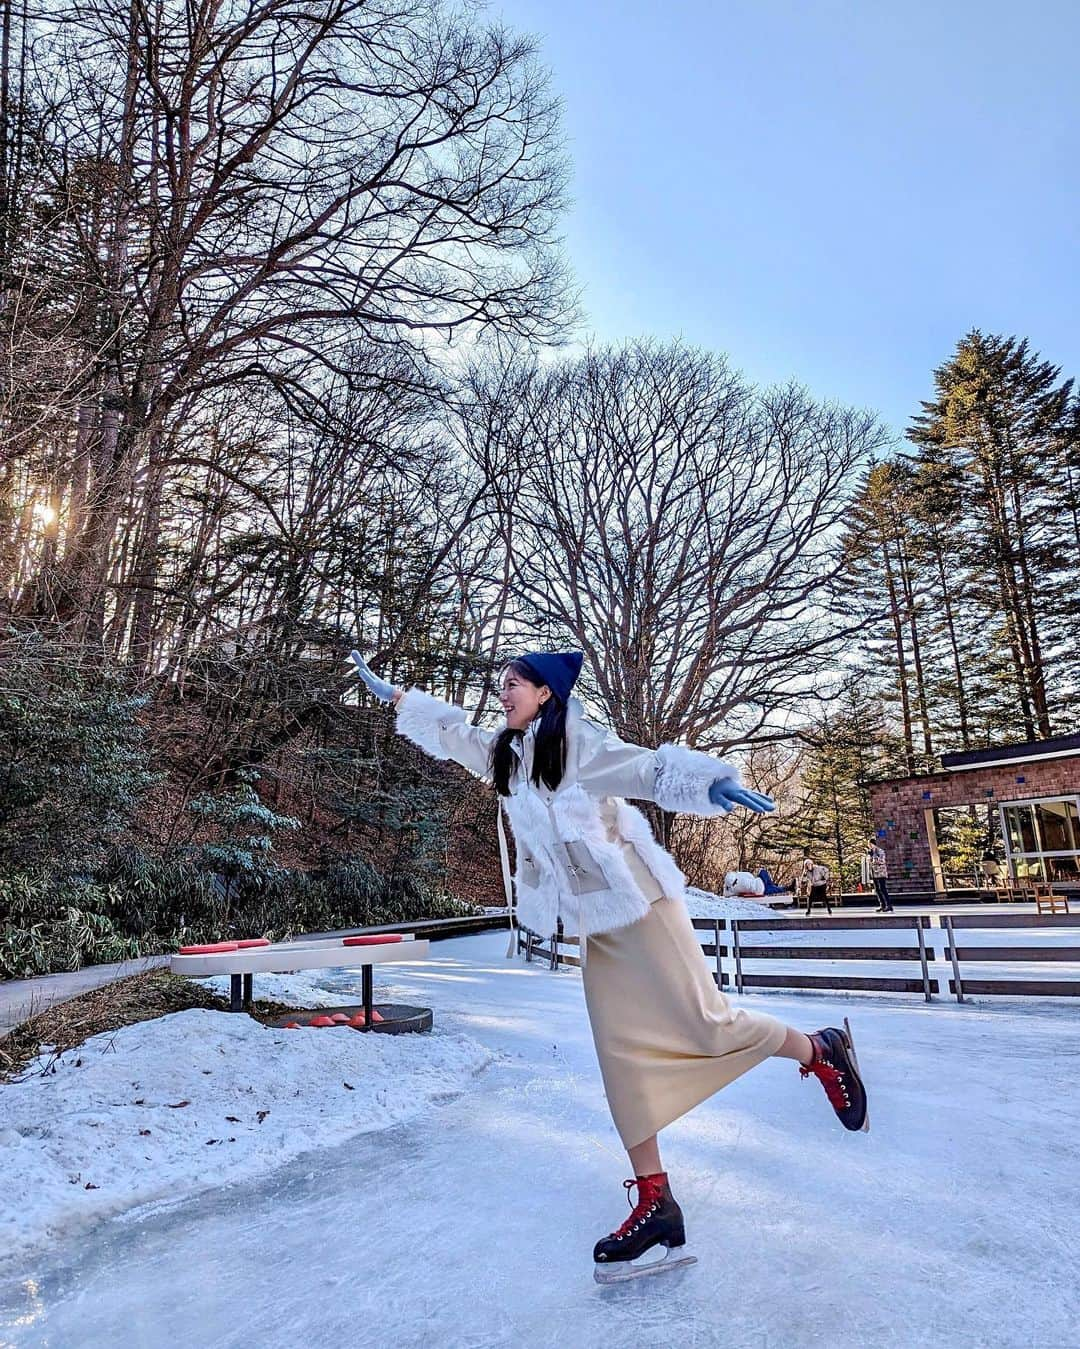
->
908, 331, 1078, 738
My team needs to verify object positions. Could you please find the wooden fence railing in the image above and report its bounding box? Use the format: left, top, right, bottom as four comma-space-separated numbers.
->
518, 919, 730, 984
942, 913, 1080, 1001
717, 915, 938, 1002
517, 911, 1080, 1003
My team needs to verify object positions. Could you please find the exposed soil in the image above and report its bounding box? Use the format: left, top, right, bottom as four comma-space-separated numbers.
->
0, 970, 300, 1083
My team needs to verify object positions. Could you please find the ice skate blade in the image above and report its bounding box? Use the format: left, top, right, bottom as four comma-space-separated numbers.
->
842, 1016, 871, 1133
593, 1247, 697, 1284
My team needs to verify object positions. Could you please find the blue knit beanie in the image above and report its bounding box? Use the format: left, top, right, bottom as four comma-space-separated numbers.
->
515, 651, 584, 704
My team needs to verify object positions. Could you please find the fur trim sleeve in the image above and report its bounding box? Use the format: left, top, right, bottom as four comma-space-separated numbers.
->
654, 743, 740, 817
394, 687, 468, 761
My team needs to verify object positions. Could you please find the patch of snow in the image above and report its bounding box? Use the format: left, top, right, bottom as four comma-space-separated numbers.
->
0, 1005, 492, 1263
683, 886, 783, 921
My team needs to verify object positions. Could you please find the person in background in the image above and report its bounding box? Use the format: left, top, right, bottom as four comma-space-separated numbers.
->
981, 853, 1004, 888
757, 867, 786, 895
805, 856, 833, 915
723, 870, 766, 897
861, 838, 893, 912
797, 851, 814, 907
858, 845, 873, 896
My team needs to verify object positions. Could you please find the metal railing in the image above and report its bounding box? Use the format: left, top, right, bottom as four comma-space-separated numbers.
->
516, 911, 1080, 1003
718, 915, 938, 1002
942, 912, 1080, 1001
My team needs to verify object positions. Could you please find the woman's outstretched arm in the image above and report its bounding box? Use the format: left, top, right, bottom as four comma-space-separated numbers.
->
578, 722, 774, 816
349, 651, 495, 781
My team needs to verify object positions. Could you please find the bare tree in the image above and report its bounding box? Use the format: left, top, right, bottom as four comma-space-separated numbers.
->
462, 340, 888, 756
673, 741, 803, 891
17, 0, 572, 643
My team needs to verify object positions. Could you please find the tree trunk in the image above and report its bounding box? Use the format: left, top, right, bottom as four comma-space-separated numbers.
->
1007, 473, 1052, 735
932, 539, 972, 748
881, 535, 915, 772
897, 532, 934, 759
982, 463, 1037, 738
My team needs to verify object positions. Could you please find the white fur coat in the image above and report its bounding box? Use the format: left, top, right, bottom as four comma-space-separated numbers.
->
394, 688, 740, 944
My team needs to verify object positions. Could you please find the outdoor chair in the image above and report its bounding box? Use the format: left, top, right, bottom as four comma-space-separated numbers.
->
1034, 885, 1070, 915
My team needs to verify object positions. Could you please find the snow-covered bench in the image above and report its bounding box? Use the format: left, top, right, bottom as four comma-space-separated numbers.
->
170, 934, 430, 1026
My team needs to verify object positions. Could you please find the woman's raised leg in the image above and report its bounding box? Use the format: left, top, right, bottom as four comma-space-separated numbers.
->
771, 1025, 814, 1065
627, 1133, 662, 1176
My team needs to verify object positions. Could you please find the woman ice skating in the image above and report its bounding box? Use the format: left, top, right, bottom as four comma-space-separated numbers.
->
861, 838, 894, 912
349, 648, 869, 1283
805, 856, 834, 915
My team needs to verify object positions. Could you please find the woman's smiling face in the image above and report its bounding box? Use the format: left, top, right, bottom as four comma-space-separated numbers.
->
499, 666, 549, 730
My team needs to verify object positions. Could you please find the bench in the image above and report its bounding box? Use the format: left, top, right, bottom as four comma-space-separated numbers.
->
170, 934, 431, 1028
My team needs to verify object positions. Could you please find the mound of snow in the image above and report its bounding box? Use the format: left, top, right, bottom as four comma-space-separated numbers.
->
0, 1005, 492, 1261
683, 886, 785, 921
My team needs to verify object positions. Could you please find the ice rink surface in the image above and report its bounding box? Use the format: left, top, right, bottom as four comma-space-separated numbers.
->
2, 928, 1078, 1349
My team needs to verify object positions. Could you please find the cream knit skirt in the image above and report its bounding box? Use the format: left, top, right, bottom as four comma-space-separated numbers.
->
581, 883, 788, 1150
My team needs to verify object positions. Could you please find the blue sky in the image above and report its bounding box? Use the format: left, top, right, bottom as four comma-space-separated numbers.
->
494, 0, 1079, 441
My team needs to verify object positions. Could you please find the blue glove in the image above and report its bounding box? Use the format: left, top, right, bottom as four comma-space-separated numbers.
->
708, 780, 776, 813
349, 650, 399, 703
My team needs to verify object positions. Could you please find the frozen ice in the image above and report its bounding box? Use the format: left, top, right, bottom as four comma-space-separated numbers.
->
1, 929, 1077, 1348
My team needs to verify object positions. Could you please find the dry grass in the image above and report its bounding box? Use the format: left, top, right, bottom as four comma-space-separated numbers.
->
0, 970, 300, 1083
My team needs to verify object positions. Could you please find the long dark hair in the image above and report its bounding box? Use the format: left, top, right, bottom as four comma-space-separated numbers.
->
489, 659, 569, 797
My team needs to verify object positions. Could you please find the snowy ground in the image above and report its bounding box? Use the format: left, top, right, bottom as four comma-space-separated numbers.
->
684, 887, 779, 920
0, 990, 492, 1256
2, 928, 1079, 1348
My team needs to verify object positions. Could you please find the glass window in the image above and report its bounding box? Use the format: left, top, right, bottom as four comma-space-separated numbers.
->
1034, 799, 1078, 853
1003, 804, 1038, 854
1045, 854, 1080, 881
1000, 798, 1080, 885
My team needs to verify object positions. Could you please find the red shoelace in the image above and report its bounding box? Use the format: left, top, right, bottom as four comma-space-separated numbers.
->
800, 1056, 850, 1111
611, 1176, 665, 1240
